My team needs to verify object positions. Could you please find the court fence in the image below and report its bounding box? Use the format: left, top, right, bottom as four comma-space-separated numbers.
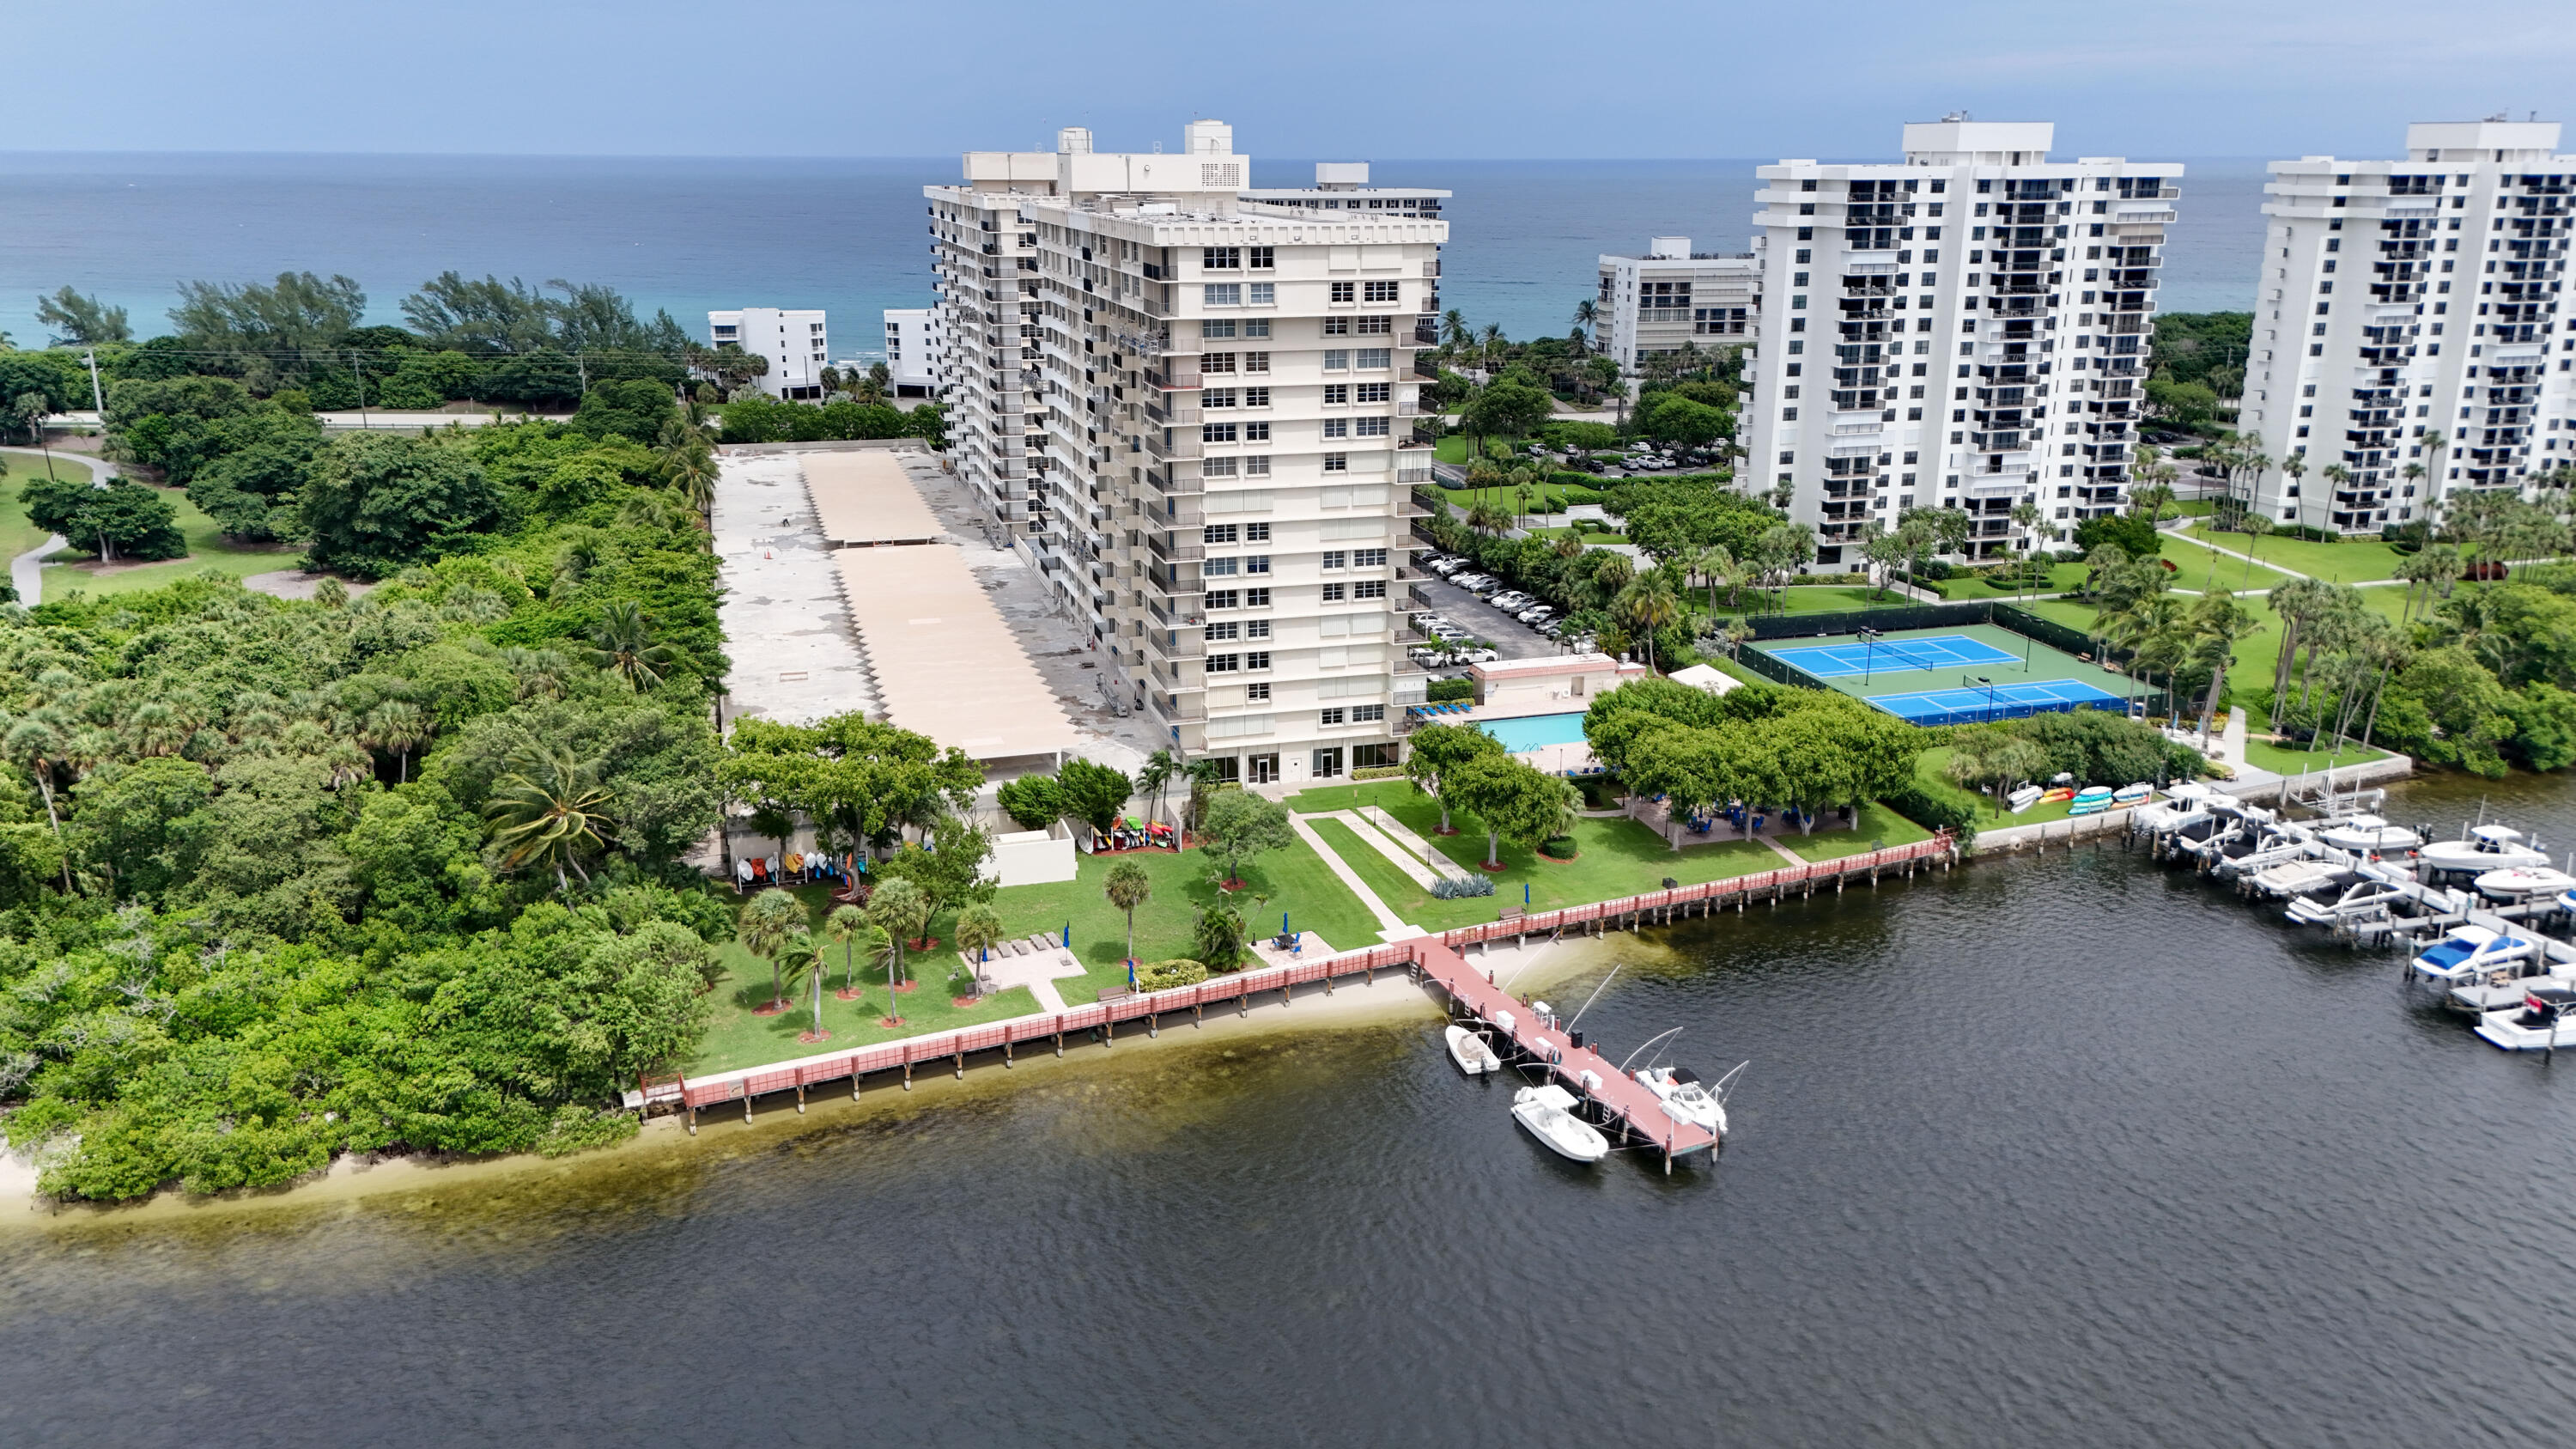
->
1741, 599, 2183, 723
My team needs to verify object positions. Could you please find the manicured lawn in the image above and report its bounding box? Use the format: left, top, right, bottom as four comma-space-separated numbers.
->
1925, 561, 2090, 600
1714, 584, 1900, 618
2183, 522, 2408, 585
1287, 778, 1817, 909
1917, 746, 2087, 825
1775, 802, 1932, 860
0, 449, 68, 560
2239, 736, 2391, 776
1307, 816, 1502, 933
2150, 532, 2297, 594
688, 839, 1388, 1072
41, 484, 297, 600
1435, 479, 1601, 522
1434, 435, 1534, 465
689, 883, 1048, 1075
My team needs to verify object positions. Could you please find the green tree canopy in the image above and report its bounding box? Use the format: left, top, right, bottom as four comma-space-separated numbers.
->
299, 432, 502, 578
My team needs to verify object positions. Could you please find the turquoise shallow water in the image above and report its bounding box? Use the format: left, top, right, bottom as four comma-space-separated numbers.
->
7, 770, 2574, 1446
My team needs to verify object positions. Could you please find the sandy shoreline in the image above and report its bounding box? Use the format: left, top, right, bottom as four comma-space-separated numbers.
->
3, 935, 1632, 1229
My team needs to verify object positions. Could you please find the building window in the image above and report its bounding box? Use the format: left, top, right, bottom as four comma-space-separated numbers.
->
1357, 348, 1390, 369
1321, 317, 1350, 335
1245, 522, 1270, 541
1246, 650, 1270, 670
1356, 417, 1389, 436
1323, 383, 1350, 404
1323, 417, 1350, 438
1204, 283, 1241, 306
1355, 580, 1387, 600
1203, 247, 1241, 270
1249, 246, 1274, 269
1204, 524, 1239, 544
1245, 588, 1270, 606
1203, 423, 1237, 442
1208, 653, 1240, 672
1205, 351, 1237, 373
1202, 319, 1236, 338
1331, 282, 1355, 302
1244, 423, 1270, 441
1323, 453, 1348, 472
1363, 280, 1400, 302
1352, 704, 1386, 723
1244, 554, 1270, 574
1312, 746, 1345, 776
1247, 682, 1271, 702
1357, 314, 1393, 335
1205, 557, 1238, 576
1322, 582, 1347, 602
1244, 387, 1271, 407
1319, 709, 1346, 726
1205, 622, 1238, 641
1322, 550, 1347, 569
1356, 382, 1390, 403
1206, 588, 1240, 609
1245, 455, 1271, 474
1205, 388, 1237, 408
1324, 351, 1350, 372
1249, 283, 1274, 305
1354, 547, 1387, 567
1243, 351, 1269, 372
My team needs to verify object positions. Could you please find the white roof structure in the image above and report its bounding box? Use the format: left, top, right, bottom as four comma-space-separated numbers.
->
1668, 664, 1740, 697
832, 545, 1079, 764
803, 449, 945, 547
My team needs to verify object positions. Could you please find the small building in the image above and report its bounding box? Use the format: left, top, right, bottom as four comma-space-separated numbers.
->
1595, 236, 1759, 372
708, 307, 829, 399
883, 307, 941, 397
1467, 653, 1649, 713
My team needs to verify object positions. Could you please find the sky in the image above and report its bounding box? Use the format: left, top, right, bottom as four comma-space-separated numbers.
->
10, 0, 2576, 161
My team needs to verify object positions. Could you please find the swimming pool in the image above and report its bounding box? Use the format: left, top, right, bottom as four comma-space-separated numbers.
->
1477, 711, 1590, 752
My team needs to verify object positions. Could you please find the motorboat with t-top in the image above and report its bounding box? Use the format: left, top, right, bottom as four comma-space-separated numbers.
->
2418, 825, 2550, 879
1510, 1084, 1609, 1162
1444, 1024, 1501, 1075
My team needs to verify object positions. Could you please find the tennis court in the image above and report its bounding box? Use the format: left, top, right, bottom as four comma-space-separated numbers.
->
1769, 632, 2022, 678
1750, 621, 2147, 726
1867, 679, 2128, 726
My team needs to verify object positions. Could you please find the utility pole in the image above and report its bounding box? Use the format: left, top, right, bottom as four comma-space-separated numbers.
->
351, 350, 369, 429
577, 350, 589, 395
82, 350, 104, 414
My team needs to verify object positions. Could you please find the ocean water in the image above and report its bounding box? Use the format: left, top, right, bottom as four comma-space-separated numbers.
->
0, 153, 2271, 354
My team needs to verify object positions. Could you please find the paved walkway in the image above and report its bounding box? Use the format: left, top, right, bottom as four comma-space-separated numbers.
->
1, 448, 111, 606
1358, 806, 1477, 882
966, 935, 1088, 1014
1285, 813, 1412, 939
1311, 810, 1445, 888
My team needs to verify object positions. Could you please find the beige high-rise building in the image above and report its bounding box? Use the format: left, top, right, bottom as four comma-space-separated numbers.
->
926, 122, 1449, 786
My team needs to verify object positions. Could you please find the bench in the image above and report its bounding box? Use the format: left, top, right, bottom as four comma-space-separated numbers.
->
1097, 983, 1134, 1003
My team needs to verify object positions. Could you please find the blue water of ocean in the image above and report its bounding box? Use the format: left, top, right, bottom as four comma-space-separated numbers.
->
0, 153, 2272, 351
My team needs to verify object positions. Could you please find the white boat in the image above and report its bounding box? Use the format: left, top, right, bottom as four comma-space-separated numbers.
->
2111, 782, 2154, 807
1636, 1063, 1737, 1138
2248, 856, 2345, 899
2131, 782, 2217, 833
2419, 825, 2550, 877
2283, 876, 2416, 928
2006, 783, 2044, 814
2408, 924, 2542, 984
2473, 866, 2576, 902
1444, 1024, 1501, 1075
2314, 814, 2423, 855
2474, 987, 2576, 1051
1510, 1084, 1609, 1163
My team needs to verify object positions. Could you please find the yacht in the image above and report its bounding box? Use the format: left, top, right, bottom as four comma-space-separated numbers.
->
2283, 876, 2419, 928
1636, 1062, 1742, 1138
2418, 825, 2550, 879
2131, 782, 2218, 834
2314, 814, 2423, 856
2111, 782, 2154, 807
1510, 1085, 1609, 1163
2409, 924, 2542, 986
1444, 1024, 1501, 1076
2474, 986, 2576, 1051
2473, 866, 2576, 903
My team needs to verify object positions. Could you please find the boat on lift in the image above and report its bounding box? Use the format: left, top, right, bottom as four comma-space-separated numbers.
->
1444, 1024, 1501, 1075
2473, 866, 2576, 903
2443, 959, 2575, 1016
2313, 813, 2422, 855
2418, 825, 2550, 879
2409, 924, 2543, 985
2130, 782, 2218, 833
2283, 875, 2421, 928
1510, 1084, 1609, 1163
2474, 986, 2576, 1051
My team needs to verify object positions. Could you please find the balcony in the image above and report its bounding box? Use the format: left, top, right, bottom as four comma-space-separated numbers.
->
1147, 532, 1206, 564
1145, 629, 1205, 662
1145, 432, 1202, 465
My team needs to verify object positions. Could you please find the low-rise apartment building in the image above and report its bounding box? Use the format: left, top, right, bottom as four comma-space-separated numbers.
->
1595, 237, 1758, 369
708, 307, 829, 399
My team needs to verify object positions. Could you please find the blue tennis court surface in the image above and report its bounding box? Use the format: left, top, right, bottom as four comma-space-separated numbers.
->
1770, 633, 2021, 678
1866, 679, 2127, 726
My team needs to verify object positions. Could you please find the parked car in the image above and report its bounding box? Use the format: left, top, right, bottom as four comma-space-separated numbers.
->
1428, 557, 1465, 575
1490, 592, 1534, 610
1516, 606, 1556, 623
1455, 648, 1499, 663
1536, 619, 1569, 638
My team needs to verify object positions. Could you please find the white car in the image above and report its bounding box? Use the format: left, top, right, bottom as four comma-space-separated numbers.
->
1490, 592, 1534, 610
1428, 558, 1465, 575
1455, 648, 1499, 663
1516, 606, 1556, 623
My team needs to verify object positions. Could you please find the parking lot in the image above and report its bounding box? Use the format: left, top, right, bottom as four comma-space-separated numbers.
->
1405, 554, 1568, 662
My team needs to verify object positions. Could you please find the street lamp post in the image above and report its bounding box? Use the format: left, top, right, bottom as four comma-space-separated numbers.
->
1859, 627, 1881, 685
1977, 674, 1997, 721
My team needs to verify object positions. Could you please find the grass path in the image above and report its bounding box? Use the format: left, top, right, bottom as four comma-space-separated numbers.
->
41, 484, 298, 600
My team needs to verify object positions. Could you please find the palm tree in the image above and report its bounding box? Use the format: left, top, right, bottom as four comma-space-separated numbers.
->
2184, 593, 2260, 752
1104, 858, 1152, 971
2279, 452, 2309, 533
660, 440, 719, 520
360, 698, 429, 782
1138, 748, 1178, 829
826, 903, 872, 996
2008, 500, 2046, 599
2, 717, 73, 892
779, 928, 830, 1039
865, 876, 931, 1003
738, 888, 807, 1013
1571, 297, 1601, 345
587, 601, 680, 691
1616, 574, 1683, 672
483, 746, 614, 892
1440, 309, 1470, 355
2237, 514, 2275, 589
953, 904, 1004, 996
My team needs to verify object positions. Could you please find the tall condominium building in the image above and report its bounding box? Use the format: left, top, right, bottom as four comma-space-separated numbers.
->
1741, 120, 2182, 565
1595, 237, 1758, 370
707, 307, 829, 399
2239, 120, 2574, 533
926, 123, 1449, 787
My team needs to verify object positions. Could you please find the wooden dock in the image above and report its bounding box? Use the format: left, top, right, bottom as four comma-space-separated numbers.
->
634, 834, 1960, 1149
